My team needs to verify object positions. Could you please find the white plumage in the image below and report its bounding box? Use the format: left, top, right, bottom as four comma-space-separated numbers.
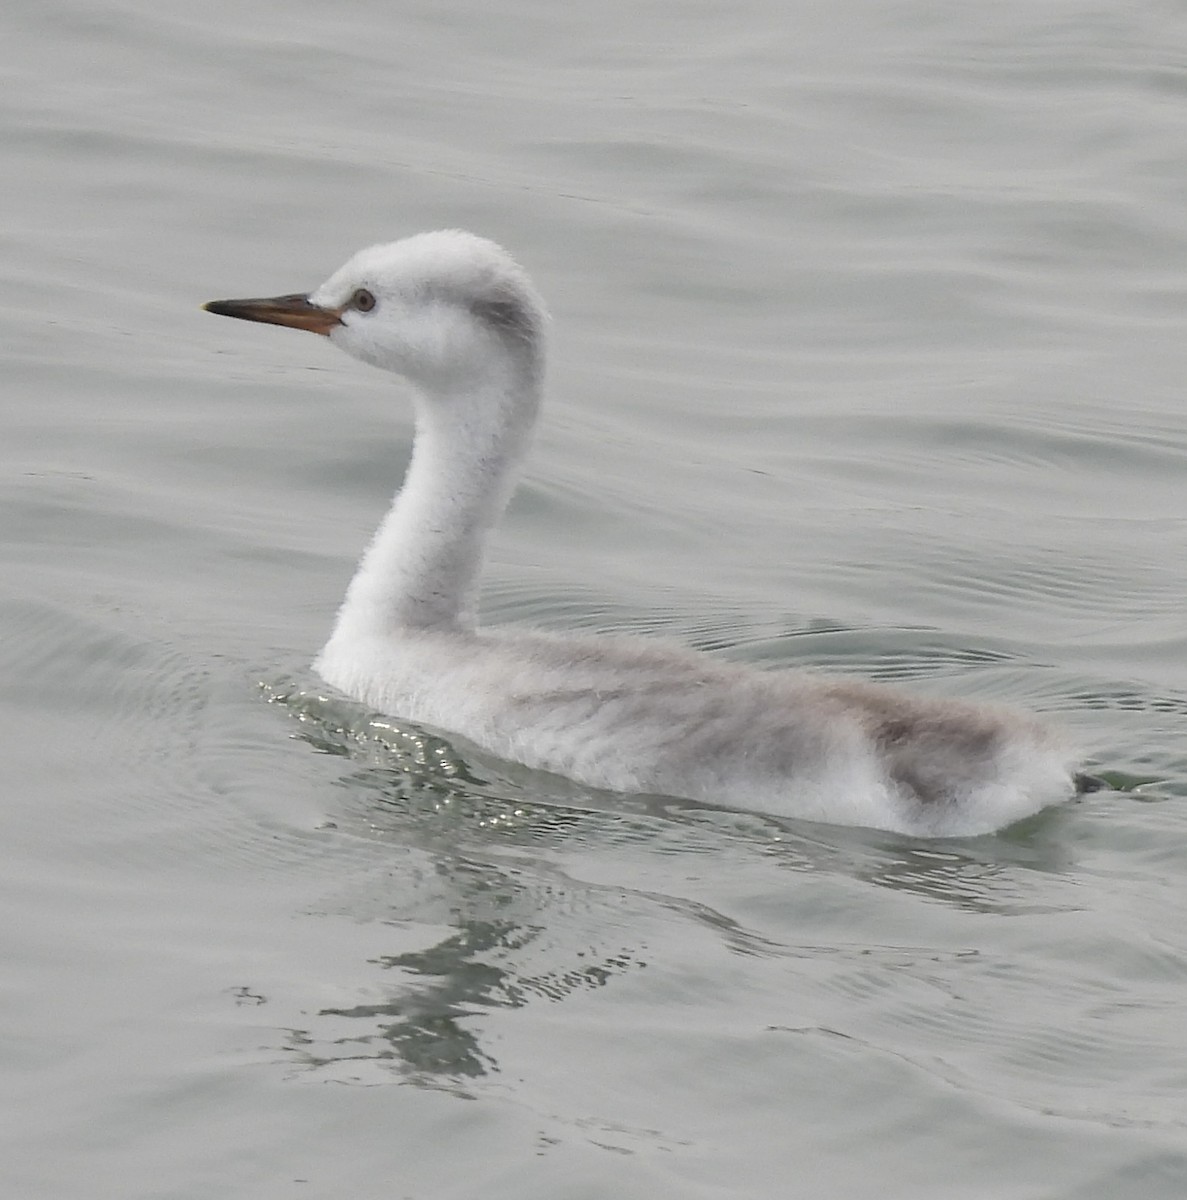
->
206, 230, 1082, 836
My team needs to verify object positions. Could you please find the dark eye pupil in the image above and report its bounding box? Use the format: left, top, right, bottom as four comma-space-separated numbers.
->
354, 289, 375, 312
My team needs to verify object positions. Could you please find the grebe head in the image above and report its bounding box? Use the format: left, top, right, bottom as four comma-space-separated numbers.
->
205, 230, 546, 390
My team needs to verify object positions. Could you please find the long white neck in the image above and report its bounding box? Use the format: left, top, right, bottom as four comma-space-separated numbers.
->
326, 361, 541, 641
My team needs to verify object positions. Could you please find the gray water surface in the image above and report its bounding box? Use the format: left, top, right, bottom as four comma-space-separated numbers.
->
3, 2, 1186, 1197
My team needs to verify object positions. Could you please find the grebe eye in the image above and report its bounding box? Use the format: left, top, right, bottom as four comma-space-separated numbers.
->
352, 288, 376, 312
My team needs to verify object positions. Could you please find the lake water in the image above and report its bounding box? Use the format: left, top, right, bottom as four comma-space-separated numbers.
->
3, 2, 1186, 1197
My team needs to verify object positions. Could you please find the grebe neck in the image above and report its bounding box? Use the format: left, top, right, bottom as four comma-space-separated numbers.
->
327, 362, 541, 640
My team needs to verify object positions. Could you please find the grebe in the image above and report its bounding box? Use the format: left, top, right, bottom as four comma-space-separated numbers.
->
205, 230, 1084, 836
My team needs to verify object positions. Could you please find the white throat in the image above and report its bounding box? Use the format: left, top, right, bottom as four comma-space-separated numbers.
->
325, 356, 541, 641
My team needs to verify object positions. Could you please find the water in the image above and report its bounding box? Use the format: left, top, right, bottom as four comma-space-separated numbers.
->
3, 2, 1186, 1196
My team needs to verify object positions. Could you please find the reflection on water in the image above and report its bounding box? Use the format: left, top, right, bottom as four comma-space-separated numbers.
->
283, 851, 648, 1086
301, 919, 525, 1081
296, 911, 645, 1083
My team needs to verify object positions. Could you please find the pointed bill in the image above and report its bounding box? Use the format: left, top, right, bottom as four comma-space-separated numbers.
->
203, 293, 342, 336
